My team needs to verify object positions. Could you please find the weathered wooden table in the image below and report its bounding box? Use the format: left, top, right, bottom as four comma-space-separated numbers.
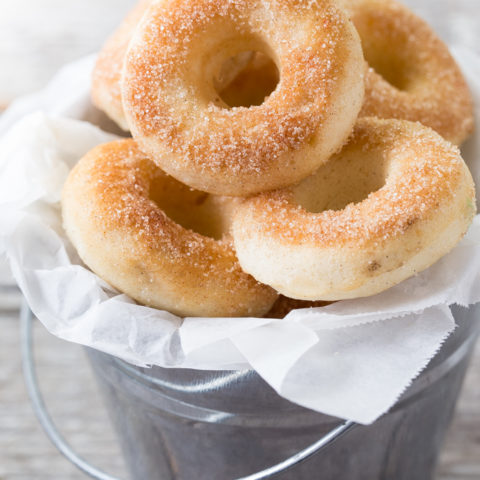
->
0, 0, 479, 478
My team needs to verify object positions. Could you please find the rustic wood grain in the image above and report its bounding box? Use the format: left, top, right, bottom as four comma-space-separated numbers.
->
0, 310, 125, 480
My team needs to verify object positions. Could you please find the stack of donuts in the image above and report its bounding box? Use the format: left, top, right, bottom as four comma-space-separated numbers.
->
62, 0, 476, 318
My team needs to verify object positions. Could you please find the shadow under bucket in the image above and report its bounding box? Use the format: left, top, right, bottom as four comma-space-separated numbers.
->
86, 304, 480, 480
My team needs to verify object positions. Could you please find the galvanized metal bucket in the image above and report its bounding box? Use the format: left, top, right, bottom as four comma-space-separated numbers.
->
23, 303, 480, 480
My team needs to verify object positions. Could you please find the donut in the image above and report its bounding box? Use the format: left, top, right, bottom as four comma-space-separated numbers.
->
91, 0, 150, 131
232, 118, 476, 301
122, 0, 365, 196
61, 139, 278, 318
92, 2, 279, 129
92, 9, 277, 130
339, 0, 474, 145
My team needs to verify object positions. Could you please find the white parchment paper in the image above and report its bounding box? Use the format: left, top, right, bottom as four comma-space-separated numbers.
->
1, 48, 480, 424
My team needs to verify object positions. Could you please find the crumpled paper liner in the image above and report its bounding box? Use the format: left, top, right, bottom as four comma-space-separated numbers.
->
1, 48, 480, 424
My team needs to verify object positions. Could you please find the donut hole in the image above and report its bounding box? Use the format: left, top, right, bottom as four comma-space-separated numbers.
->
354, 13, 417, 91
213, 51, 279, 108
364, 47, 411, 91
362, 40, 414, 91
149, 176, 237, 240
293, 148, 389, 213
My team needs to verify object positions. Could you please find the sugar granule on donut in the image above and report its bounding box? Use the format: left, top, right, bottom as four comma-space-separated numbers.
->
92, 1, 279, 130
232, 117, 476, 300
340, 0, 474, 144
62, 139, 278, 318
122, 0, 365, 196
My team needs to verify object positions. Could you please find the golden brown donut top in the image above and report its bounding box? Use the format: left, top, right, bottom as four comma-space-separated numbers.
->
240, 118, 475, 248
68, 140, 244, 275
123, 0, 360, 176
343, 0, 474, 143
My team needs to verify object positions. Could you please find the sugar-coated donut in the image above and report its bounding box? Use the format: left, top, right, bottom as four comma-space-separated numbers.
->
62, 139, 277, 318
92, 0, 278, 130
232, 118, 476, 301
340, 0, 474, 145
91, 1, 267, 130
122, 0, 365, 196
91, 1, 150, 131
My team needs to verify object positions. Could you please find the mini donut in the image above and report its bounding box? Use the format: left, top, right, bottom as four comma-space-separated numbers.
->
92, 2, 279, 129
62, 139, 278, 318
232, 118, 476, 301
122, 0, 365, 196
91, 2, 261, 130
91, 0, 150, 131
340, 0, 474, 145
92, 4, 278, 130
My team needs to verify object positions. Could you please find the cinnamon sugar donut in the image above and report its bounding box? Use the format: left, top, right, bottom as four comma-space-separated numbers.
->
91, 2, 271, 130
232, 118, 476, 300
92, 2, 279, 129
91, 0, 150, 131
122, 0, 365, 196
340, 0, 474, 145
62, 139, 277, 318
